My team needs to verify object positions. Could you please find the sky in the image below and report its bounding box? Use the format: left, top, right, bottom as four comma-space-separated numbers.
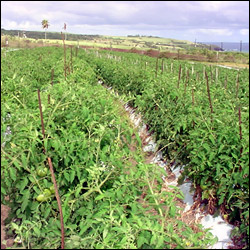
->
1, 1, 249, 43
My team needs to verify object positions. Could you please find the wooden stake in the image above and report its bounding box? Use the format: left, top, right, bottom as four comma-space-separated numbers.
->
236, 71, 240, 99
205, 71, 214, 118
238, 106, 242, 172
155, 57, 159, 78
177, 64, 181, 88
196, 72, 199, 82
192, 88, 195, 128
210, 65, 213, 83
184, 69, 189, 94
61, 32, 67, 79
71, 46, 73, 73
37, 89, 65, 249
224, 75, 228, 89
48, 68, 54, 104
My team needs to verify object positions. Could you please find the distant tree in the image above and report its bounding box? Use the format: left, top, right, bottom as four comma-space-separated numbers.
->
41, 19, 49, 40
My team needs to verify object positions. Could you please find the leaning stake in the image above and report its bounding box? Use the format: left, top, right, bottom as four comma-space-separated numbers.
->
61, 32, 67, 80
238, 106, 243, 172
37, 89, 65, 249
48, 68, 54, 104
177, 64, 181, 88
205, 71, 214, 125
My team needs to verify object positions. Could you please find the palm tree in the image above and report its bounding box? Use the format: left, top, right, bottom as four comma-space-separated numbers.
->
41, 19, 49, 40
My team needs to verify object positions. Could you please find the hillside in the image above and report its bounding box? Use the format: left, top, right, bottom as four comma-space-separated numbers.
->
1, 29, 248, 66
1, 28, 221, 51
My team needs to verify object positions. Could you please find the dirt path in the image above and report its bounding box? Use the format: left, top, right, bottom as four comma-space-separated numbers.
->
107, 83, 212, 235
1, 204, 14, 249
105, 80, 236, 249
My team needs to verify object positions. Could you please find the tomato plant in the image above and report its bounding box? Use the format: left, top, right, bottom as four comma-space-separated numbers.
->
2, 46, 248, 249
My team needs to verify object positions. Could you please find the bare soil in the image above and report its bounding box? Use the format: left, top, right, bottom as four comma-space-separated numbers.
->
1, 204, 14, 249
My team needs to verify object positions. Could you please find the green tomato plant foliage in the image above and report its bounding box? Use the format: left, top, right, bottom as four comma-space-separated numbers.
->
1, 46, 248, 249
82, 48, 249, 247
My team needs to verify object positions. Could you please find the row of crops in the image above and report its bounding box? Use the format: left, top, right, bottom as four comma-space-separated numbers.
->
1, 48, 249, 249
79, 48, 249, 247
1, 47, 221, 249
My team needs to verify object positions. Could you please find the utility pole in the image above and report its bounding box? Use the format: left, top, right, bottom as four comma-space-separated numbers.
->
221, 42, 223, 50
240, 40, 242, 52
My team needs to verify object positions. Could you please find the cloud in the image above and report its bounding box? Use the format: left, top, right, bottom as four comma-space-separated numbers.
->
240, 29, 249, 36
191, 28, 233, 36
1, 1, 249, 42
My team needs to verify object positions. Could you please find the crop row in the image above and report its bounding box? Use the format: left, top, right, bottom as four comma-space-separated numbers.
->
1, 47, 217, 248
79, 48, 249, 246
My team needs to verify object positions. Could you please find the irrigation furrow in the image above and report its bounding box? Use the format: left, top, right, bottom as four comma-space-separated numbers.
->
98, 79, 235, 249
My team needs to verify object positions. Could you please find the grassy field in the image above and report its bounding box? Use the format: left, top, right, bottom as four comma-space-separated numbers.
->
1, 34, 249, 66
1, 34, 196, 51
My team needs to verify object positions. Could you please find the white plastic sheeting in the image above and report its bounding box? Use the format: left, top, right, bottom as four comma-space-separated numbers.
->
122, 99, 234, 249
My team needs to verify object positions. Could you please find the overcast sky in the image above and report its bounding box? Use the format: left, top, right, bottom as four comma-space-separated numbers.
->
1, 1, 249, 42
